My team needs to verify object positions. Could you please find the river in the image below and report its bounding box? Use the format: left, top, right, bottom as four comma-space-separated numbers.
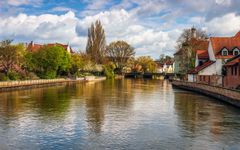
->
0, 79, 240, 150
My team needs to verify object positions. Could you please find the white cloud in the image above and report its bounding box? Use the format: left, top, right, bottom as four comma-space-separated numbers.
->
205, 13, 240, 36
0, 9, 187, 58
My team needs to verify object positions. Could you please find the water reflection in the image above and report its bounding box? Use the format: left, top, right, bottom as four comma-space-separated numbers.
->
0, 79, 240, 149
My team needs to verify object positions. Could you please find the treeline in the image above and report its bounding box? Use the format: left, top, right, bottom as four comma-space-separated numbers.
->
0, 20, 172, 81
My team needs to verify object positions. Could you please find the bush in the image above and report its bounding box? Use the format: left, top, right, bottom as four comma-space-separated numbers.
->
39, 70, 57, 79
7, 71, 20, 80
103, 65, 115, 79
0, 73, 8, 81
26, 72, 39, 80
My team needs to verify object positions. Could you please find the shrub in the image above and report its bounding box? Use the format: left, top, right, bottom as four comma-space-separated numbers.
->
103, 65, 115, 79
7, 71, 20, 80
0, 73, 8, 81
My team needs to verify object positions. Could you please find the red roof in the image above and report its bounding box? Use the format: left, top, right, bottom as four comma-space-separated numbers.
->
196, 49, 209, 59
188, 61, 215, 74
210, 31, 240, 58
224, 54, 240, 66
174, 39, 209, 56
27, 42, 73, 53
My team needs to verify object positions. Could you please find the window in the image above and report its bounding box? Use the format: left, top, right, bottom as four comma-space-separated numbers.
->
232, 66, 234, 75
222, 48, 228, 56
233, 48, 240, 56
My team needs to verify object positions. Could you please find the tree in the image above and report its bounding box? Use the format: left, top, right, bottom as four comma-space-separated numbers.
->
70, 53, 85, 75
0, 40, 26, 75
159, 54, 173, 63
176, 27, 208, 73
31, 45, 71, 79
106, 41, 135, 73
135, 56, 157, 73
86, 20, 106, 64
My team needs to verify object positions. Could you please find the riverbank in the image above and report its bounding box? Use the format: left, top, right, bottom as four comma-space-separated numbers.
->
172, 80, 240, 107
0, 76, 106, 92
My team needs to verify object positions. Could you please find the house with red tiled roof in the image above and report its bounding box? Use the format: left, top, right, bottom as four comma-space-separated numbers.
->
26, 41, 74, 53
173, 27, 209, 74
223, 54, 240, 89
188, 31, 240, 86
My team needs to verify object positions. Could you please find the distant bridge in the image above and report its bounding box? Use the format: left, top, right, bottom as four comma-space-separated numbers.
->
124, 72, 176, 79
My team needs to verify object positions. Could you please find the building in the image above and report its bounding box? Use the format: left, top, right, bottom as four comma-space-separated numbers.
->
223, 54, 240, 89
173, 27, 209, 74
188, 31, 240, 86
155, 60, 174, 73
173, 49, 182, 74
26, 41, 74, 53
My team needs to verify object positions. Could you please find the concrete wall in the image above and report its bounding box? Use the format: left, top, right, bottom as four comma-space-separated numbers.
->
172, 80, 240, 107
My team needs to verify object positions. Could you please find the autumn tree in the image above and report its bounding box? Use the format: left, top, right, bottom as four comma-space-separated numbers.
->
135, 56, 157, 73
86, 20, 106, 64
106, 41, 135, 73
0, 40, 26, 75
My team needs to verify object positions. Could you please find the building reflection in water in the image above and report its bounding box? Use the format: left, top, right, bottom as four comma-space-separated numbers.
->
173, 89, 240, 146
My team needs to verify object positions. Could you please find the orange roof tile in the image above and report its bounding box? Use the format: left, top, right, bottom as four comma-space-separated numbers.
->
210, 31, 240, 57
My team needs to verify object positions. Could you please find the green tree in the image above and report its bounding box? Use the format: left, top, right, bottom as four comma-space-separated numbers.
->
159, 54, 173, 63
86, 20, 106, 64
106, 41, 135, 74
70, 53, 85, 75
31, 45, 71, 79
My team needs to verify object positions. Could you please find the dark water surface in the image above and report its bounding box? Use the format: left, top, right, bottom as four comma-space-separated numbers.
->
0, 79, 240, 150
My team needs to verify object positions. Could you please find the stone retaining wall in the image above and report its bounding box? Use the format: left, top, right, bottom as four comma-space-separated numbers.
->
172, 80, 240, 107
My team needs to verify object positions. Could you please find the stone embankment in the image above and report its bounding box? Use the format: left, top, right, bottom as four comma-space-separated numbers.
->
172, 80, 240, 107
0, 76, 106, 92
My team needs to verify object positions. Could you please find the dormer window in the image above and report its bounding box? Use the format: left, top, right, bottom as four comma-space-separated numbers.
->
222, 48, 228, 56
233, 48, 240, 56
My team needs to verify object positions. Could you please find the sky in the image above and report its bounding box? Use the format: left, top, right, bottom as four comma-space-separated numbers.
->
0, 0, 240, 58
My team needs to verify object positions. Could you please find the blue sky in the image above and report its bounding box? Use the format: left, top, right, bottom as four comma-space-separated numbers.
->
0, 0, 240, 58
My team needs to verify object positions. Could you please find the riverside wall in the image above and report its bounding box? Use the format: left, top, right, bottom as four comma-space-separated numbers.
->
172, 80, 240, 107
0, 77, 106, 92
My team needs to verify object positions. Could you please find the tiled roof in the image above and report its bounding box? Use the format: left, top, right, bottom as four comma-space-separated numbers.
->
224, 54, 240, 66
27, 42, 73, 53
188, 61, 215, 74
197, 49, 209, 59
174, 39, 209, 56
210, 31, 240, 57
189, 39, 209, 51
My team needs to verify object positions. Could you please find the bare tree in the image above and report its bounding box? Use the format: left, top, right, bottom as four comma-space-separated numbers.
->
106, 41, 135, 73
176, 27, 208, 73
86, 20, 106, 64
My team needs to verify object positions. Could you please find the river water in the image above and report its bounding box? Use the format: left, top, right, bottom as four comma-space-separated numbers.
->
0, 79, 240, 150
